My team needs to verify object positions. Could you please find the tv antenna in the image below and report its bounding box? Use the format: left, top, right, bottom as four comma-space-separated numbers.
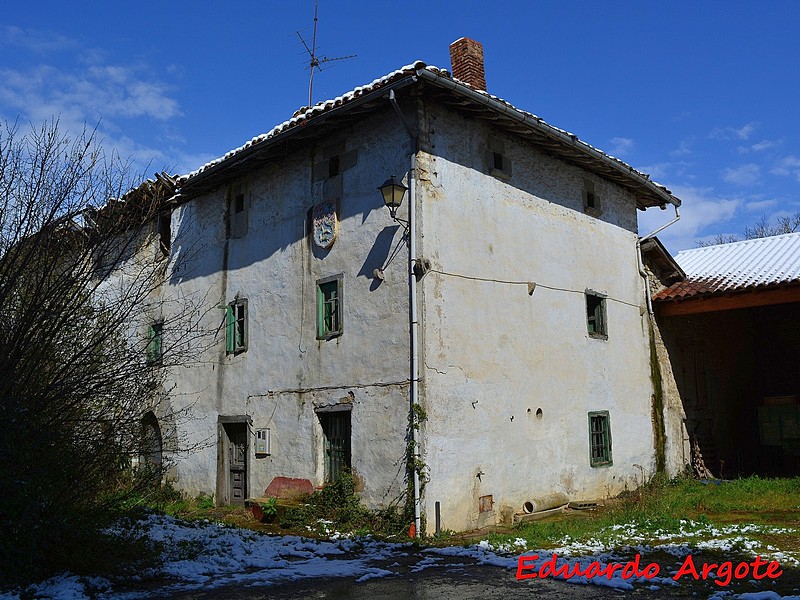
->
297, 0, 356, 107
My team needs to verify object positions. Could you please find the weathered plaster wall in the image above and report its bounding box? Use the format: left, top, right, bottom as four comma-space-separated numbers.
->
162, 107, 415, 508
644, 262, 690, 476
416, 104, 658, 531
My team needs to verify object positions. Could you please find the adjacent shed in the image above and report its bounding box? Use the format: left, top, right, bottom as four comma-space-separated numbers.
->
653, 233, 800, 476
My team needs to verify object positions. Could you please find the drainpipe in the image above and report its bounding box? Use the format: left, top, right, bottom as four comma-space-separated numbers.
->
389, 90, 421, 536
409, 152, 421, 537
637, 204, 680, 315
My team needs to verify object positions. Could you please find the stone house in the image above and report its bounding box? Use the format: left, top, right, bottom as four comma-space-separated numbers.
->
148, 38, 685, 532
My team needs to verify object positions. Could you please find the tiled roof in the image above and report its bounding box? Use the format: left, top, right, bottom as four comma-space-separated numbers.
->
179, 61, 438, 183
178, 61, 678, 208
655, 232, 800, 301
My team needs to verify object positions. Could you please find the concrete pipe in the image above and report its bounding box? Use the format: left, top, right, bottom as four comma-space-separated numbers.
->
522, 492, 569, 514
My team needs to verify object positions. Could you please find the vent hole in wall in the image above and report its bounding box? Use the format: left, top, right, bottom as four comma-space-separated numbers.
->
536, 408, 543, 419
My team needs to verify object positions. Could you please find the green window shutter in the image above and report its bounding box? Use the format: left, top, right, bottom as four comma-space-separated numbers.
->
147, 323, 163, 365
316, 284, 324, 338
154, 326, 162, 360
146, 324, 155, 363
225, 305, 235, 354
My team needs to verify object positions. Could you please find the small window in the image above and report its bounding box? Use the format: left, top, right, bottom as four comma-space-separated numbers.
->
317, 275, 343, 339
583, 180, 601, 214
158, 211, 171, 258
230, 183, 249, 238
147, 322, 163, 366
490, 151, 512, 180
226, 299, 248, 354
328, 155, 340, 178
234, 193, 245, 214
586, 292, 607, 339
493, 152, 504, 171
588, 411, 612, 467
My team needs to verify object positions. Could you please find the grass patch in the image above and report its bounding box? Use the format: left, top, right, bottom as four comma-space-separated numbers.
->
487, 475, 800, 552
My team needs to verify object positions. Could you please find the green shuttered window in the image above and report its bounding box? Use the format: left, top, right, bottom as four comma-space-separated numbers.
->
226, 299, 248, 354
146, 322, 163, 366
588, 411, 612, 467
586, 292, 607, 338
316, 275, 343, 339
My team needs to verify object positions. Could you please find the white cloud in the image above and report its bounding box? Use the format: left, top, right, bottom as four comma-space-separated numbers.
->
638, 185, 742, 252
710, 122, 758, 141
0, 25, 77, 54
736, 139, 781, 154
0, 28, 184, 174
770, 156, 800, 181
608, 136, 633, 157
0, 64, 181, 123
722, 163, 760, 186
670, 137, 694, 157
744, 199, 778, 212
751, 139, 780, 152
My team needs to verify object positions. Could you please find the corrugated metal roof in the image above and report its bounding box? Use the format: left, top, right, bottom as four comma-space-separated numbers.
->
655, 232, 800, 301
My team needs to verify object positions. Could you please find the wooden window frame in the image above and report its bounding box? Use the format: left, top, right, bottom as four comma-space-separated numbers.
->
588, 410, 612, 467
585, 291, 608, 339
226, 298, 248, 355
316, 274, 343, 340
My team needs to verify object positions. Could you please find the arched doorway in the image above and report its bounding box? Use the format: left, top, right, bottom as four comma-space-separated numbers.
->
140, 412, 163, 474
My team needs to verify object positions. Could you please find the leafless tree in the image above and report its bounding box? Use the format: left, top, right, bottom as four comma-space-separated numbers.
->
0, 120, 209, 584
697, 211, 800, 247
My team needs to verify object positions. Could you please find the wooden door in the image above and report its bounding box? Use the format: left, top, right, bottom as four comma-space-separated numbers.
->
225, 423, 247, 504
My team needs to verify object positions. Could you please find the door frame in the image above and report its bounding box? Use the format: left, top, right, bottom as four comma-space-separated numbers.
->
316, 407, 352, 484
217, 415, 251, 506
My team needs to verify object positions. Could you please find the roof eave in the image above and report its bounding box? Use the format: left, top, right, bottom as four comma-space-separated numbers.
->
414, 67, 681, 210
180, 75, 420, 195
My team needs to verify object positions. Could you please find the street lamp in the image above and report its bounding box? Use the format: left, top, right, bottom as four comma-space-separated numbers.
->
378, 175, 407, 220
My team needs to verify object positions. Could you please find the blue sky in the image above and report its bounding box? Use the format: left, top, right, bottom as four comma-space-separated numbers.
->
2, 1, 799, 252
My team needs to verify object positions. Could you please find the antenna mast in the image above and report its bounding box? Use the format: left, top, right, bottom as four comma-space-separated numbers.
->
297, 0, 356, 106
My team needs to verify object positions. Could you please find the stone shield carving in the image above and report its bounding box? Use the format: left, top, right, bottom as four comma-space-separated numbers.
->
312, 199, 338, 249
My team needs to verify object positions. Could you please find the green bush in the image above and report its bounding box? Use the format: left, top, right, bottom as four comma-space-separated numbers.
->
278, 469, 409, 537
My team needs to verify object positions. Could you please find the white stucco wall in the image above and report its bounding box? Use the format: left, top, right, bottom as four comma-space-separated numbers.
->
132, 92, 679, 531
160, 107, 416, 508
416, 105, 659, 531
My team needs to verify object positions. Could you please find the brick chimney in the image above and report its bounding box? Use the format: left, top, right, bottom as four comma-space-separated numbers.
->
449, 37, 486, 90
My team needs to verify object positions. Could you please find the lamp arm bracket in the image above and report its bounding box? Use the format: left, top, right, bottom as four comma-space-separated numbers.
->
388, 89, 416, 139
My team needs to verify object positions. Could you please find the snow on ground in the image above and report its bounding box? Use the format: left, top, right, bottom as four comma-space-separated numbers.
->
2, 515, 800, 600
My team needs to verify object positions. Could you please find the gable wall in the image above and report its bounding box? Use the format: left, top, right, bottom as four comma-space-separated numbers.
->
416, 102, 659, 530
